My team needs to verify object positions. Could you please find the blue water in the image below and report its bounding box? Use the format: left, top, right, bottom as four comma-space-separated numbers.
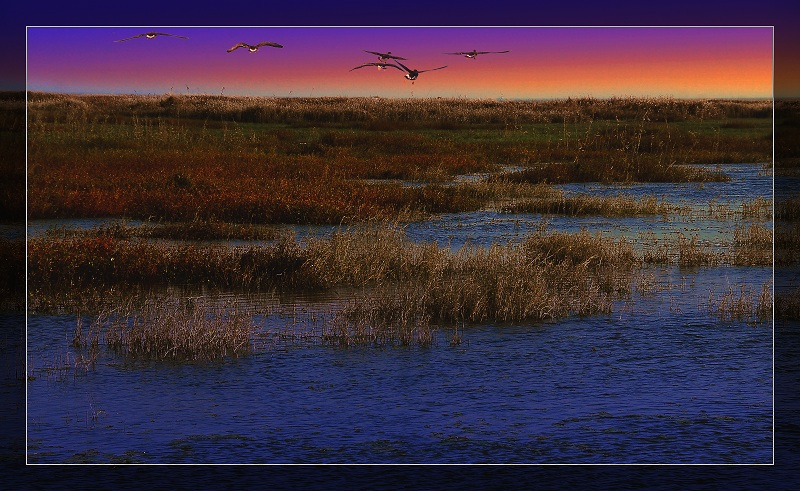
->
25, 163, 774, 464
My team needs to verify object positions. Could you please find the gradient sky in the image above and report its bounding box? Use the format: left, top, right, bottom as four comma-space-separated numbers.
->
26, 27, 773, 99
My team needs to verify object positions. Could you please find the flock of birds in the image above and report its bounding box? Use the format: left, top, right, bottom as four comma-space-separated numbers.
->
114, 32, 510, 83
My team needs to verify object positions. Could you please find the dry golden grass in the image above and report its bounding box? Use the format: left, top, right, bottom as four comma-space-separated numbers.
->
677, 234, 721, 268
102, 296, 254, 362
732, 223, 773, 266
498, 191, 671, 217
705, 282, 772, 323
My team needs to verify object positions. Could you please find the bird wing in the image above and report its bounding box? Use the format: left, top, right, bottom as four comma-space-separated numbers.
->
156, 32, 189, 39
350, 63, 402, 71
445, 52, 467, 55
114, 33, 146, 42
393, 60, 412, 73
419, 66, 448, 73
227, 43, 249, 52
256, 41, 284, 48
364, 50, 406, 60
484, 50, 510, 54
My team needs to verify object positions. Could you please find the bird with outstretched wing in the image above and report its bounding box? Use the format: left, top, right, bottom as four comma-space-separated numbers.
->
227, 41, 284, 53
115, 32, 188, 42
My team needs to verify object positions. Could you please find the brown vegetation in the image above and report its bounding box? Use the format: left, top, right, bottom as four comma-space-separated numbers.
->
26, 93, 772, 224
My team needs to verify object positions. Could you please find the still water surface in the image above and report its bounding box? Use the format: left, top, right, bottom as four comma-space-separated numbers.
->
26, 164, 773, 463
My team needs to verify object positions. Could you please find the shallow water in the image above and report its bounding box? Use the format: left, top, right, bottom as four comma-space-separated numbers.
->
25, 163, 774, 463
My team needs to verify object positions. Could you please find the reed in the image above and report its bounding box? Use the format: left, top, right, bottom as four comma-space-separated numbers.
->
740, 197, 773, 221
30, 226, 639, 338
498, 191, 671, 217
43, 218, 286, 242
101, 296, 254, 362
731, 223, 773, 266
705, 282, 772, 323
677, 234, 721, 268
0, 238, 25, 310
312, 228, 636, 342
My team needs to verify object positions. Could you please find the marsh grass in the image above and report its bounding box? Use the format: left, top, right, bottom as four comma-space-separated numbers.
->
732, 223, 773, 266
497, 191, 671, 217
311, 228, 637, 346
639, 233, 721, 267
43, 218, 285, 242
740, 197, 773, 221
492, 161, 729, 185
102, 296, 254, 362
678, 235, 721, 268
26, 93, 772, 223
705, 282, 772, 323
29, 226, 641, 349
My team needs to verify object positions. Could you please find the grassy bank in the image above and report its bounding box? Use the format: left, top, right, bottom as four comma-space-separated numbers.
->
27, 93, 772, 224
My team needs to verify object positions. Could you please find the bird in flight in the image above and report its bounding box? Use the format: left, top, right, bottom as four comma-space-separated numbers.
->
115, 32, 188, 42
352, 61, 447, 82
445, 49, 510, 59
350, 62, 395, 72
227, 41, 284, 53
392, 60, 448, 81
364, 50, 407, 63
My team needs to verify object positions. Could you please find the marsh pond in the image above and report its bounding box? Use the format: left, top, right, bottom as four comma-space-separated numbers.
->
23, 95, 773, 463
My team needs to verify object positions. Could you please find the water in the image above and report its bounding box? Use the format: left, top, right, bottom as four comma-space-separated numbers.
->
24, 163, 774, 464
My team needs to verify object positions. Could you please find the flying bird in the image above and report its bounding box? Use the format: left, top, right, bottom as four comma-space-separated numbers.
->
350, 62, 396, 71
364, 50, 407, 63
115, 32, 188, 42
227, 41, 284, 53
445, 49, 510, 59
352, 61, 447, 82
392, 60, 448, 81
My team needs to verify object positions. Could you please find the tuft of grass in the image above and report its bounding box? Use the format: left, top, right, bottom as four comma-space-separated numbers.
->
677, 234, 721, 268
705, 282, 772, 323
498, 191, 671, 217
732, 223, 773, 266
102, 297, 254, 362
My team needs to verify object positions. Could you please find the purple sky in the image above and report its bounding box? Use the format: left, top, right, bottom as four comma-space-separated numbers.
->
27, 27, 773, 99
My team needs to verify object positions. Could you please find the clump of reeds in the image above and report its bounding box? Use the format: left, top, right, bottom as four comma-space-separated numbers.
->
325, 288, 434, 347
498, 191, 671, 217
102, 297, 254, 362
731, 223, 773, 266
740, 197, 772, 220
705, 282, 772, 323
310, 228, 636, 343
77, 217, 286, 241
71, 314, 102, 370
677, 234, 721, 268
493, 161, 729, 185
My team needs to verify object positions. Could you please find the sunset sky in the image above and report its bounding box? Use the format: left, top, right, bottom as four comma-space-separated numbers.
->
26, 27, 773, 100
